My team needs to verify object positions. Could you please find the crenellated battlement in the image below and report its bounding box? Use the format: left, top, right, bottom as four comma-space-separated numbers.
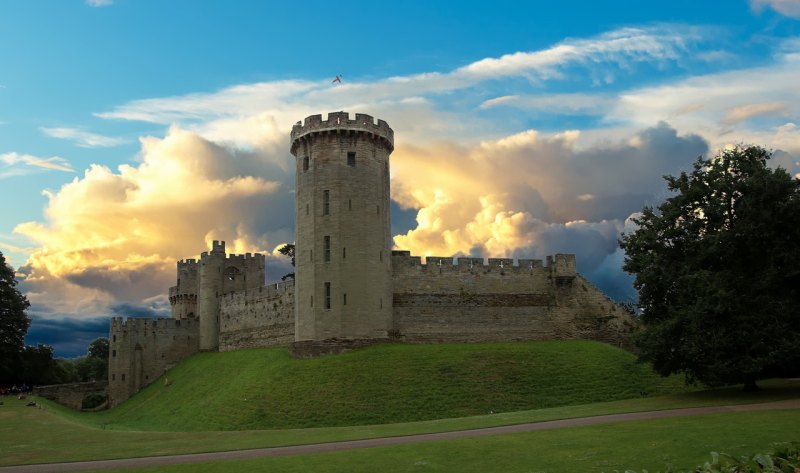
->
110, 316, 197, 332
221, 279, 295, 300
391, 251, 551, 273
290, 111, 394, 154
224, 252, 265, 266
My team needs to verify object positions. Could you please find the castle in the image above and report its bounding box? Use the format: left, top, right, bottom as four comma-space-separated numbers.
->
108, 112, 634, 407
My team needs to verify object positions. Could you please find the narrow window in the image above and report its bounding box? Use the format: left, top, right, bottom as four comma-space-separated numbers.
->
112, 350, 116, 357
310, 295, 313, 307
303, 156, 309, 171
323, 190, 330, 215
380, 297, 383, 309
348, 199, 352, 210
324, 236, 331, 262
376, 205, 380, 215
347, 152, 356, 167
112, 374, 115, 381
122, 374, 126, 381
325, 282, 331, 309
343, 293, 347, 305
310, 249, 313, 262
112, 335, 116, 342
342, 247, 346, 259
379, 251, 383, 262
306, 203, 309, 215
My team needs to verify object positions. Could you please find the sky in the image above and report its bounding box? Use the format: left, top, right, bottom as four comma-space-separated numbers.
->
1, 0, 799, 357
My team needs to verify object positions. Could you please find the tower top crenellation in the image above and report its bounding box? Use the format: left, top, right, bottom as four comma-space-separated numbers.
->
290, 111, 394, 154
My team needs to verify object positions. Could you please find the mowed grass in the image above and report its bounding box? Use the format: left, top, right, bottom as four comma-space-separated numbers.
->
92, 409, 800, 473
73, 341, 692, 431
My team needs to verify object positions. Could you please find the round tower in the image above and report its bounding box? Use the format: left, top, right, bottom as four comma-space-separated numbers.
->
290, 112, 394, 341
197, 240, 226, 350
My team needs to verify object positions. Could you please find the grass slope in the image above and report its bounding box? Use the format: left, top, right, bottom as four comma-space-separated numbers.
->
87, 340, 691, 431
98, 410, 800, 473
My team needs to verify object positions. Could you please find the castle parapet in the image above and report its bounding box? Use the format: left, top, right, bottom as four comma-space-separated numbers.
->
391, 251, 552, 273
290, 111, 394, 154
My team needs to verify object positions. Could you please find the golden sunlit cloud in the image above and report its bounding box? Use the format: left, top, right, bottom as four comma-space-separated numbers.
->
15, 126, 291, 315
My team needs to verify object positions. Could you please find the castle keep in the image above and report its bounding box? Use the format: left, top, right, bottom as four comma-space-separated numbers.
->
108, 112, 634, 407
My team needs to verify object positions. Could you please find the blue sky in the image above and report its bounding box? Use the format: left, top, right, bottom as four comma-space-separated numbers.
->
1, 0, 799, 356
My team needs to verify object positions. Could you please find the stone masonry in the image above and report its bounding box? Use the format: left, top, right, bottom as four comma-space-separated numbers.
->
107, 112, 636, 406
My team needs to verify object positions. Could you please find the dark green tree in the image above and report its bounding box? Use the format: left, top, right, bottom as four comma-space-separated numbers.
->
0, 250, 31, 384
17, 344, 65, 386
278, 243, 295, 281
620, 145, 800, 390
87, 337, 109, 361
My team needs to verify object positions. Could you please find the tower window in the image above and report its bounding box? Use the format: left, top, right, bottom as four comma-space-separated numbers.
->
343, 293, 347, 305
122, 374, 126, 381
310, 250, 313, 261
347, 152, 356, 167
348, 199, 352, 210
303, 156, 309, 171
376, 205, 380, 215
380, 251, 383, 262
112, 374, 115, 381
112, 350, 116, 357
324, 236, 331, 262
323, 190, 330, 215
342, 247, 346, 259
310, 295, 313, 307
325, 282, 331, 309
306, 203, 309, 215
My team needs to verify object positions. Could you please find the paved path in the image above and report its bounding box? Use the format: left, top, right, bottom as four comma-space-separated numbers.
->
3, 399, 799, 473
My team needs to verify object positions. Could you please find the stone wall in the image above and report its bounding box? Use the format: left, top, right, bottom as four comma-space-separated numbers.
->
33, 381, 108, 410
218, 280, 295, 351
391, 252, 633, 345
108, 316, 199, 407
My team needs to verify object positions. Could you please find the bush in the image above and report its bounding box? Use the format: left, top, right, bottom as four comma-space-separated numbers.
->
619, 442, 800, 473
81, 394, 107, 410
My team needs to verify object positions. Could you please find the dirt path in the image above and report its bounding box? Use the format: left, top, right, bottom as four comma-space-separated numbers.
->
3, 399, 799, 473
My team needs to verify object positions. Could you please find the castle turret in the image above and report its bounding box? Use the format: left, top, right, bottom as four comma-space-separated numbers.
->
290, 112, 394, 340
169, 258, 198, 319
197, 240, 226, 350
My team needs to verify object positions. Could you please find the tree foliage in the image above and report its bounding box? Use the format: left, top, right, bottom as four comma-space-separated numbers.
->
88, 337, 109, 361
620, 145, 800, 389
0, 251, 31, 384
278, 243, 295, 281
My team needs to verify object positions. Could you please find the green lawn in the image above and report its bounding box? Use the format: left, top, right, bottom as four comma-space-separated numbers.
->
69, 341, 695, 431
2, 379, 799, 467
94, 409, 800, 473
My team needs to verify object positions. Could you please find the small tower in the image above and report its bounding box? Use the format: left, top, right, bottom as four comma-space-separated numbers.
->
197, 240, 226, 350
168, 259, 198, 319
290, 112, 394, 341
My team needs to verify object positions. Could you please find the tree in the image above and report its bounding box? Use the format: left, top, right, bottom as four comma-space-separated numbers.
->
278, 243, 295, 281
87, 337, 109, 361
620, 145, 800, 390
0, 250, 31, 384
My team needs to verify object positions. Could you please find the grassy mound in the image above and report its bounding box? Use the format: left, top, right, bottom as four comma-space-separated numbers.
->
86, 340, 693, 431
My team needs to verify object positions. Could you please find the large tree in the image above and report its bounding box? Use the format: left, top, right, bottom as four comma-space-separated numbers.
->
620, 145, 800, 390
0, 251, 31, 384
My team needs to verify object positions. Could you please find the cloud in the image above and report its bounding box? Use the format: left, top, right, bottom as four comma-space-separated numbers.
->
751, 0, 800, 18
96, 25, 701, 145
41, 127, 130, 148
14, 125, 294, 321
479, 93, 614, 115
0, 152, 74, 178
86, 0, 112, 6
391, 123, 707, 303
25, 315, 110, 358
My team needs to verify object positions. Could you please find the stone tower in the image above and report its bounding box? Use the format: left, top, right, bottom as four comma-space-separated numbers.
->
290, 112, 394, 341
168, 258, 198, 319
197, 240, 226, 350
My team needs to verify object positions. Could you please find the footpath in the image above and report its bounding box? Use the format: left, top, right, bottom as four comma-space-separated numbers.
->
2, 399, 799, 473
